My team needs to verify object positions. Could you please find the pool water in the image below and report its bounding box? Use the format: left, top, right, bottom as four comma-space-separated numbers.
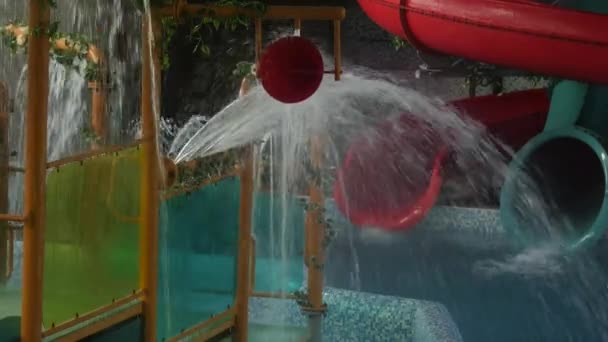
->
326, 206, 608, 341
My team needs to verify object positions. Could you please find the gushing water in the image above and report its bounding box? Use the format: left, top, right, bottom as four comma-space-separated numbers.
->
170, 72, 578, 284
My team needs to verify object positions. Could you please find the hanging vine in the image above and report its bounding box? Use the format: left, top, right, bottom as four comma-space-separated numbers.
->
159, 0, 266, 72
1, 21, 102, 82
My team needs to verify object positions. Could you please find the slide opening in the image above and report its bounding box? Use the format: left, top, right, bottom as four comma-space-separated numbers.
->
514, 137, 606, 242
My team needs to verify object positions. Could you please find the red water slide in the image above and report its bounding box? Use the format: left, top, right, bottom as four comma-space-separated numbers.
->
333, 0, 608, 231
333, 90, 549, 230
334, 0, 608, 230
358, 0, 608, 84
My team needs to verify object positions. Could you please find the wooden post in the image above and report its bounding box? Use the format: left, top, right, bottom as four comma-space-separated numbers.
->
140, 10, 162, 342
22, 0, 51, 340
0, 81, 9, 284
89, 80, 107, 148
304, 136, 326, 341
294, 18, 302, 36
234, 147, 254, 342
333, 20, 341, 81
254, 19, 262, 63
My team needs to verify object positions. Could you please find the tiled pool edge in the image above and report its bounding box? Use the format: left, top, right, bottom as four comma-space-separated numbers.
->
249, 287, 463, 342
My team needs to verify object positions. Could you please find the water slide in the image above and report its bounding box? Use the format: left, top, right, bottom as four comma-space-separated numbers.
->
334, 0, 608, 236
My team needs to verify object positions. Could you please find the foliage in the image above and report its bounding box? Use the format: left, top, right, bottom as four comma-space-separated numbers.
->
233, 61, 256, 81
1, 20, 102, 82
80, 127, 102, 145
160, 0, 266, 70
170, 147, 246, 192
391, 35, 408, 51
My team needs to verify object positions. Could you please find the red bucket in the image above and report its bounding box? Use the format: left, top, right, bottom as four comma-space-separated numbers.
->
258, 36, 324, 104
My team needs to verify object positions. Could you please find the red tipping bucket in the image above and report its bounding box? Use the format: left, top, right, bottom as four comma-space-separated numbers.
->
258, 36, 324, 104
333, 114, 447, 231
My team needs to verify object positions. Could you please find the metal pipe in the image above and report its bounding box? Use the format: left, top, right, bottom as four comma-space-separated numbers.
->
9, 165, 25, 173
234, 146, 254, 342
89, 81, 107, 148
46, 140, 143, 169
41, 290, 143, 337
0, 81, 8, 284
254, 19, 262, 62
304, 136, 326, 341
0, 214, 26, 222
22, 0, 51, 339
165, 308, 236, 342
140, 10, 161, 342
333, 20, 342, 81
161, 5, 346, 21
294, 18, 302, 36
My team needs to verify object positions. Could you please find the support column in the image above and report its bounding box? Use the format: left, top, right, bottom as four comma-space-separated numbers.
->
140, 10, 161, 342
22, 0, 51, 340
89, 80, 107, 149
0, 82, 9, 284
234, 147, 254, 342
333, 20, 341, 81
304, 136, 326, 342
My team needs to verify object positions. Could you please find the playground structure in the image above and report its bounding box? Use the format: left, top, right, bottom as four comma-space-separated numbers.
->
2, 0, 608, 341
0, 1, 345, 341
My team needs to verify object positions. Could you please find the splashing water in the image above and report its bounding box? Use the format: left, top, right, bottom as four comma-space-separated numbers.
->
171, 72, 577, 284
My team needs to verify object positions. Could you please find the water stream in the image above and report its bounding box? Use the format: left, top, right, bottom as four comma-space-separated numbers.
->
2, 1, 608, 340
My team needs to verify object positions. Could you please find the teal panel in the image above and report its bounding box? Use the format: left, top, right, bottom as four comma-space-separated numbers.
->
158, 177, 240, 341
252, 192, 305, 293
158, 178, 306, 340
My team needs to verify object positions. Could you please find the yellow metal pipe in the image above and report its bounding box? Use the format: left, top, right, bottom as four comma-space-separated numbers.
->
234, 147, 254, 342
140, 10, 162, 342
52, 303, 143, 342
0, 81, 8, 284
333, 20, 342, 81
165, 308, 235, 342
0, 214, 26, 222
22, 0, 51, 340
42, 291, 143, 338
89, 81, 107, 148
254, 19, 262, 62
9, 165, 25, 173
160, 5, 346, 21
305, 136, 326, 309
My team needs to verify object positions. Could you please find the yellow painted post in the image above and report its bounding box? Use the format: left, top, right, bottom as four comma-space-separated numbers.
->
304, 136, 326, 341
234, 147, 254, 342
0, 81, 9, 284
22, 0, 51, 340
333, 20, 341, 81
89, 80, 107, 148
140, 10, 162, 342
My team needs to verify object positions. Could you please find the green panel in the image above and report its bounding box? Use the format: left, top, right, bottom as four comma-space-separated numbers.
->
158, 177, 240, 341
44, 148, 141, 327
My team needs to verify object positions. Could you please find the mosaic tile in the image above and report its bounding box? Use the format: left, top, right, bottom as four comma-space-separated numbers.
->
249, 287, 462, 342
